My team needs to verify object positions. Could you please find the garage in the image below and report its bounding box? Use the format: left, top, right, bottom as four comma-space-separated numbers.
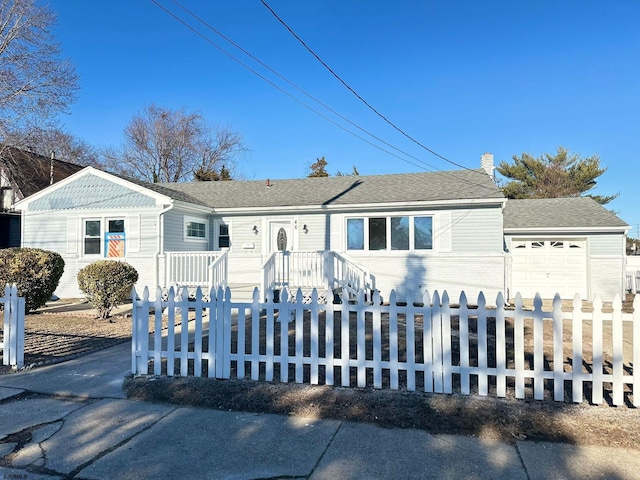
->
510, 239, 588, 299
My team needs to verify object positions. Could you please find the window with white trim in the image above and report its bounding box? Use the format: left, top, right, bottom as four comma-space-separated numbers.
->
84, 219, 101, 255
218, 222, 230, 248
184, 215, 208, 241
83, 218, 126, 257
346, 215, 433, 251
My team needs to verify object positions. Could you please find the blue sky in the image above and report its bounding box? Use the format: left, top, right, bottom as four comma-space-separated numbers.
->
49, 1, 639, 231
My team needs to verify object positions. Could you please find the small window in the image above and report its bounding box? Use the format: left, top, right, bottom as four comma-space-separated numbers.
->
184, 216, 208, 241
569, 242, 582, 249
218, 223, 230, 248
514, 243, 526, 249
531, 241, 544, 249
551, 241, 564, 249
391, 216, 409, 250
414, 216, 433, 250
187, 222, 206, 238
369, 218, 387, 250
347, 218, 364, 250
84, 220, 101, 255
109, 219, 125, 233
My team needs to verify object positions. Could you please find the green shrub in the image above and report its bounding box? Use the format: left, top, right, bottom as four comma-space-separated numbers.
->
77, 260, 139, 321
0, 248, 65, 312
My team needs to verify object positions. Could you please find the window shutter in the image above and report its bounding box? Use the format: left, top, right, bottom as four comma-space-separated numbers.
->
435, 212, 452, 252
67, 217, 78, 254
127, 215, 140, 253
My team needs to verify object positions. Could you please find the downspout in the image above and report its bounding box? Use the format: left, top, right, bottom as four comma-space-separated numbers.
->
156, 203, 174, 289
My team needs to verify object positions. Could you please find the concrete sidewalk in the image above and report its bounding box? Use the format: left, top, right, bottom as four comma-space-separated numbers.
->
1, 344, 639, 479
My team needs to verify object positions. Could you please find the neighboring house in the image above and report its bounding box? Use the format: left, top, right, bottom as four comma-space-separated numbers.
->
0, 146, 84, 248
14, 155, 630, 301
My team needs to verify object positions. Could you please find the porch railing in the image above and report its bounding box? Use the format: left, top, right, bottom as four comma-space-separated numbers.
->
261, 251, 373, 301
165, 251, 226, 289
208, 250, 229, 291
626, 269, 640, 293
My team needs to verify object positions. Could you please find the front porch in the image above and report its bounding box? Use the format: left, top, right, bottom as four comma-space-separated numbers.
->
160, 250, 374, 302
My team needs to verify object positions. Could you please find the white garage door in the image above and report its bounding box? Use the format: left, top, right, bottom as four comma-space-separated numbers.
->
511, 239, 587, 299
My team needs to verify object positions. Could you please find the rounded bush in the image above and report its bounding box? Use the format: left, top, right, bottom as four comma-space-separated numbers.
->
0, 248, 65, 312
77, 260, 139, 320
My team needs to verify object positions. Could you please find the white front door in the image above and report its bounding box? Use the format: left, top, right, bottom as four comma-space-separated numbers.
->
269, 220, 294, 252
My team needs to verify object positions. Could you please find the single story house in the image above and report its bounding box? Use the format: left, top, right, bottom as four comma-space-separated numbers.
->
1, 146, 84, 248
14, 155, 629, 302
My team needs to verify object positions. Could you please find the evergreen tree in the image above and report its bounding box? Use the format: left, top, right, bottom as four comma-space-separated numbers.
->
496, 147, 617, 205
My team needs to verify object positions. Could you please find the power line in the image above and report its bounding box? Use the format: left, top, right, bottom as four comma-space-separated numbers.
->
259, 0, 475, 173
169, 0, 444, 175
151, 1, 498, 192
150, 0, 430, 171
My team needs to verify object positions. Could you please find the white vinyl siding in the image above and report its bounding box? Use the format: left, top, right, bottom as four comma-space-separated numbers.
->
66, 217, 78, 254
127, 214, 141, 253
451, 207, 503, 253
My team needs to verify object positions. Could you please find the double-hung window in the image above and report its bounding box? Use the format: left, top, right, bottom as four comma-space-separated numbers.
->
83, 218, 126, 257
84, 219, 101, 255
218, 223, 230, 248
346, 215, 433, 251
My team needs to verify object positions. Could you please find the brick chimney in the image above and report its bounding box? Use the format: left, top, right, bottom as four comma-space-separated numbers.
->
480, 152, 495, 178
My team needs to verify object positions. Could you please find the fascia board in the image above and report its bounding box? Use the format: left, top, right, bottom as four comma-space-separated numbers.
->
15, 167, 174, 209
172, 200, 212, 215
505, 226, 629, 235
212, 197, 506, 216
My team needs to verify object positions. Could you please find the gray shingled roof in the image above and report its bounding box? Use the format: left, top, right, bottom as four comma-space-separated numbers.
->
124, 176, 210, 207
503, 197, 628, 230
157, 169, 503, 209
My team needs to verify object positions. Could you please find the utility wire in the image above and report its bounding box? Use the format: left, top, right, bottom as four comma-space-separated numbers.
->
151, 0, 430, 171
169, 0, 443, 174
152, 1, 498, 192
260, 0, 475, 173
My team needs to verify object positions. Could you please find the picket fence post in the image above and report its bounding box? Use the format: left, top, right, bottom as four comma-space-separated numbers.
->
3, 284, 24, 369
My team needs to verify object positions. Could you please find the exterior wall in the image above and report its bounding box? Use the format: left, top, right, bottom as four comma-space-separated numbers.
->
343, 253, 505, 303
162, 209, 211, 252
589, 233, 626, 300
21, 194, 163, 297
451, 208, 504, 253
224, 215, 265, 285
218, 204, 505, 301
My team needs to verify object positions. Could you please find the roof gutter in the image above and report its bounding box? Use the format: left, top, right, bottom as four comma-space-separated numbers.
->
212, 197, 507, 215
505, 225, 630, 234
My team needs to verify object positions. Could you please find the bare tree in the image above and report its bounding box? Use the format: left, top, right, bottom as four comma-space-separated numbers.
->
0, 0, 78, 133
107, 104, 246, 183
3, 121, 98, 166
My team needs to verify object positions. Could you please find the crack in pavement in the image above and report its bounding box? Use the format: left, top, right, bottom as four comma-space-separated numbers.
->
0, 391, 179, 479
65, 405, 178, 479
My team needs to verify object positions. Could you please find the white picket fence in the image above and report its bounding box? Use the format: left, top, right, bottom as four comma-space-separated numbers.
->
1, 284, 25, 369
131, 286, 640, 406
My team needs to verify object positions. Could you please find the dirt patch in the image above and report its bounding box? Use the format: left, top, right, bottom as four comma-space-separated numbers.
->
0, 310, 134, 374
124, 375, 640, 449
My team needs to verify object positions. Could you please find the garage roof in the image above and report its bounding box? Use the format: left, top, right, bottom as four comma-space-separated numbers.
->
503, 197, 628, 231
